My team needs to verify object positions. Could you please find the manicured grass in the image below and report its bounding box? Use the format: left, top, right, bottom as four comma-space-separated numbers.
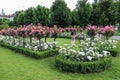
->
115, 31, 120, 36
0, 39, 120, 80
43, 38, 80, 47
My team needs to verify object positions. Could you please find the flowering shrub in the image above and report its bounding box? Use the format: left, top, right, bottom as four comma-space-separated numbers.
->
59, 41, 112, 62
86, 25, 97, 38
56, 37, 116, 73
103, 26, 115, 39
0, 35, 57, 51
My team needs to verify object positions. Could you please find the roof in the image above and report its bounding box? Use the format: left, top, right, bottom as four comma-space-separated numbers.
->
0, 14, 14, 18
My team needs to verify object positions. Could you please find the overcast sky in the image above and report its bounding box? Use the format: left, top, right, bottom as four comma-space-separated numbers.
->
0, 0, 94, 15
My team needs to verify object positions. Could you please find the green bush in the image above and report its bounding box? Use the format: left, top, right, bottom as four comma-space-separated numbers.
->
0, 42, 58, 59
55, 56, 112, 73
58, 36, 71, 39
108, 49, 118, 57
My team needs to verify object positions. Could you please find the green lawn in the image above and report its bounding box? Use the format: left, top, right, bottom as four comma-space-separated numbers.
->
43, 38, 80, 47
0, 39, 120, 80
115, 31, 120, 36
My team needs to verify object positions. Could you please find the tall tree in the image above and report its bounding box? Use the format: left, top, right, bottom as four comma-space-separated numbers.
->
51, 0, 72, 27
17, 12, 25, 26
71, 10, 79, 26
90, 0, 101, 26
76, 0, 92, 27
108, 1, 119, 25
24, 7, 35, 25
13, 11, 25, 26
98, 0, 115, 25
33, 5, 50, 26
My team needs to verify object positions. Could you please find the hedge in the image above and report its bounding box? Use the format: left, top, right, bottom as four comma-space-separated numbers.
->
0, 42, 58, 59
55, 56, 112, 73
108, 49, 118, 57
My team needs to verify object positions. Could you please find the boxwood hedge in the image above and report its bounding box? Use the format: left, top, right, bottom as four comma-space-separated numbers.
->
108, 49, 119, 57
0, 42, 58, 59
55, 56, 112, 73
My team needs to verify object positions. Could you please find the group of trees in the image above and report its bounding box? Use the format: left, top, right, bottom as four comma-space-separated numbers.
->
9, 0, 119, 28
12, 5, 50, 26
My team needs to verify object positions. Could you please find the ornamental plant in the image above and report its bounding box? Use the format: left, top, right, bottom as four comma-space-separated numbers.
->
103, 26, 115, 39
58, 37, 116, 62
8, 28, 17, 45
86, 25, 97, 39
53, 25, 58, 42
43, 26, 50, 42
0, 35, 57, 51
17, 27, 28, 47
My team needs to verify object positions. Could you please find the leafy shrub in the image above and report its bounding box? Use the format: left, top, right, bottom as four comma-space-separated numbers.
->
108, 49, 118, 57
55, 56, 112, 73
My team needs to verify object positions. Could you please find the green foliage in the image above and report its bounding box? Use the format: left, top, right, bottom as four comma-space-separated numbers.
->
90, 0, 119, 26
13, 11, 25, 26
51, 0, 72, 27
0, 24, 9, 30
24, 7, 35, 25
108, 41, 120, 57
10, 0, 119, 27
108, 50, 118, 57
0, 19, 10, 29
0, 19, 2, 25
33, 5, 50, 26
55, 56, 112, 73
75, 0, 92, 27
90, 1, 101, 25
71, 10, 79, 26
99, 0, 113, 25
0, 42, 58, 59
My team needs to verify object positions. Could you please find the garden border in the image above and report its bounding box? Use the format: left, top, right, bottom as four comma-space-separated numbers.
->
55, 56, 112, 73
0, 42, 58, 59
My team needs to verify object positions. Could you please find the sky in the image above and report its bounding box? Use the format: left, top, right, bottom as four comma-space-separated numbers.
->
0, 0, 94, 15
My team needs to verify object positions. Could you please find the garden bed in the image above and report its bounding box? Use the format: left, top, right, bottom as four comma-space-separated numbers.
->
55, 56, 112, 73
0, 42, 58, 59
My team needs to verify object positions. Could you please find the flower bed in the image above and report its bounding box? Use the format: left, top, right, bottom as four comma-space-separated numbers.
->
0, 41, 58, 59
55, 25, 117, 73
55, 39, 113, 73
55, 56, 111, 73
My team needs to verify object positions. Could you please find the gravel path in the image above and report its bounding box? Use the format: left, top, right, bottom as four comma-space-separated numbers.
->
111, 36, 120, 40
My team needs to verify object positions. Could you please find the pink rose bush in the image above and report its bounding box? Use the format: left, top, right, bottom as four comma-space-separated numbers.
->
0, 25, 116, 52
86, 25, 97, 38
103, 26, 115, 39
0, 24, 59, 51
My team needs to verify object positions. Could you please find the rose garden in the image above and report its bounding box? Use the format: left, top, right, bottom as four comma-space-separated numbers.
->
0, 24, 119, 75
0, 0, 120, 80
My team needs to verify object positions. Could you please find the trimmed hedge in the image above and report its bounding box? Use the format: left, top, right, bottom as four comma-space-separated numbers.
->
58, 36, 81, 39
58, 36, 71, 39
108, 50, 118, 57
55, 56, 112, 73
0, 42, 58, 59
